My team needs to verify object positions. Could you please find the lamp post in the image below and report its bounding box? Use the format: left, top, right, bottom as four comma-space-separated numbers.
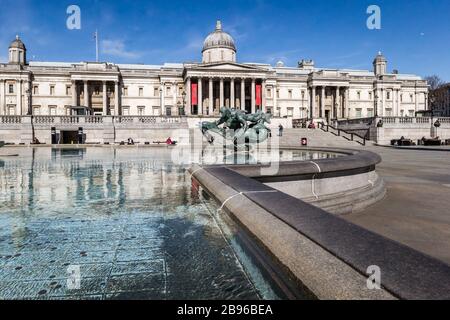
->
182, 91, 186, 116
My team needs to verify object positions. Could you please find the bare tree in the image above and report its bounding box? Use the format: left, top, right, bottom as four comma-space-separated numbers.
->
425, 75, 445, 90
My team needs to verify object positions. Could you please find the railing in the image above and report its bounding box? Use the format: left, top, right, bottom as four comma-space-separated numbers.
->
0, 116, 22, 124
318, 122, 368, 146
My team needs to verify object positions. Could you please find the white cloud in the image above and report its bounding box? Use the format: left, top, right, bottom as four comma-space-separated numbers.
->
101, 39, 141, 59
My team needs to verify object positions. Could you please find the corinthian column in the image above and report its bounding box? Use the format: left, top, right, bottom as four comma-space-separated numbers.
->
198, 78, 203, 115
102, 81, 108, 115
17, 80, 23, 115
0, 80, 5, 115
209, 78, 213, 115
230, 78, 235, 109
72, 80, 77, 107
186, 77, 191, 115
114, 81, 120, 116
219, 78, 224, 108
84, 81, 89, 109
251, 78, 256, 114
241, 79, 245, 111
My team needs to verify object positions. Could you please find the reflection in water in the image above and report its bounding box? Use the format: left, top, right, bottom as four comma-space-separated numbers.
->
0, 147, 337, 300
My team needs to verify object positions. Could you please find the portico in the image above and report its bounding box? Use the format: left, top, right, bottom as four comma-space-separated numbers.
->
184, 70, 268, 116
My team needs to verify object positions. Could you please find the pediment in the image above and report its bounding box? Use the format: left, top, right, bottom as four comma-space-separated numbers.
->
192, 62, 267, 72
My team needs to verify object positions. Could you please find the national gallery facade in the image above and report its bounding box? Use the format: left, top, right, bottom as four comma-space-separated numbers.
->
0, 21, 428, 122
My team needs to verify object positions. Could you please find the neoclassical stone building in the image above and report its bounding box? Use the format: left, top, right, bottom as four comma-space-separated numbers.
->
0, 21, 428, 122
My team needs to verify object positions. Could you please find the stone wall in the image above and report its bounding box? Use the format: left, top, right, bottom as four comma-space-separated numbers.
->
337, 117, 450, 145
0, 115, 293, 145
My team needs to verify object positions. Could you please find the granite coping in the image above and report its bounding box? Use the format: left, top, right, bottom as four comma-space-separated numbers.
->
227, 147, 381, 179
192, 148, 450, 300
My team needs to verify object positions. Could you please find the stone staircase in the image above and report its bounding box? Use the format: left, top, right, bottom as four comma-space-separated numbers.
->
278, 129, 365, 148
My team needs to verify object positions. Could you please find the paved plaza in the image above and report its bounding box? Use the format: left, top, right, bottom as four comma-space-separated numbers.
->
344, 146, 450, 265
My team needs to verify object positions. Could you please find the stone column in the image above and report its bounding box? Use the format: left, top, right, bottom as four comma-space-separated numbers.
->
219, 78, 224, 108
84, 81, 89, 108
72, 80, 77, 107
251, 78, 256, 114
161, 83, 165, 114
273, 85, 278, 115
262, 80, 266, 113
241, 79, 245, 111
320, 86, 325, 119
198, 78, 203, 115
186, 78, 191, 115
172, 82, 177, 111
345, 87, 350, 118
415, 90, 419, 111
209, 78, 213, 115
17, 80, 22, 115
102, 81, 108, 115
114, 81, 120, 116
230, 78, 235, 109
311, 86, 316, 119
335, 86, 340, 119
0, 80, 4, 115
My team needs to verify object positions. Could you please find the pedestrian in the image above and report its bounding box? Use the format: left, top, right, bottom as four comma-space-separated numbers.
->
278, 124, 284, 137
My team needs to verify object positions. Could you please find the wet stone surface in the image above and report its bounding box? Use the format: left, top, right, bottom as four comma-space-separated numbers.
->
0, 148, 262, 300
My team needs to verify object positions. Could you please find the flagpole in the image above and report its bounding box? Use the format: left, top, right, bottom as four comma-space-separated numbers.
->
95, 30, 99, 62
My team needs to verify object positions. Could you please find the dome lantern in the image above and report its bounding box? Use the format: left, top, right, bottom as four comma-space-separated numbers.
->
8, 35, 27, 65
202, 20, 236, 63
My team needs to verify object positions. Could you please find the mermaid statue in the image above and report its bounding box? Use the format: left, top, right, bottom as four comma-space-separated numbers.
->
201, 107, 272, 144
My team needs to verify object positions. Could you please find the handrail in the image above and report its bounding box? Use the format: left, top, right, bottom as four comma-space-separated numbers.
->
318, 122, 368, 146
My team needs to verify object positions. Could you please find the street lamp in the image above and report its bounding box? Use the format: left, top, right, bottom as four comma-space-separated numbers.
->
182, 91, 187, 116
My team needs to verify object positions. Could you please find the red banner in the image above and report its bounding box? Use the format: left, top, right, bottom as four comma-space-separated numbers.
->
191, 83, 198, 106
255, 84, 262, 106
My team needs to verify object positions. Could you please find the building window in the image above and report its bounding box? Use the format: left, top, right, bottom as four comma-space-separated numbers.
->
355, 108, 362, 118
154, 87, 159, 97
138, 106, 145, 116
153, 106, 161, 116
287, 108, 294, 117
387, 91, 391, 100
32, 106, 41, 115
357, 91, 361, 100
7, 105, 15, 115
65, 106, 71, 115
276, 89, 280, 99
48, 106, 57, 115
66, 86, 71, 96
50, 85, 55, 96
409, 110, 414, 117
267, 88, 272, 98
139, 87, 144, 97
166, 86, 172, 96
94, 87, 100, 95
288, 90, 293, 99
122, 106, 130, 116
410, 94, 414, 102
385, 108, 393, 116
165, 106, 172, 116
369, 92, 372, 100
9, 84, 14, 94
123, 87, 128, 96
367, 108, 374, 117
33, 85, 39, 95
400, 110, 405, 117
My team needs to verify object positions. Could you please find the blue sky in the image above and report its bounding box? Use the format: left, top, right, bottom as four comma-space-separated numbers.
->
0, 0, 449, 80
